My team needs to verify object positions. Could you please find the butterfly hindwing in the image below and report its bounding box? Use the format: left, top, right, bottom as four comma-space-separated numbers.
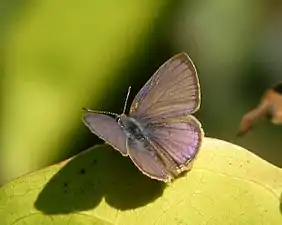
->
146, 115, 203, 169
126, 115, 203, 182
126, 136, 174, 182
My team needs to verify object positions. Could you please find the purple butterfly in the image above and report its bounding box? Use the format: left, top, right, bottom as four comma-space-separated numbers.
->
82, 52, 204, 182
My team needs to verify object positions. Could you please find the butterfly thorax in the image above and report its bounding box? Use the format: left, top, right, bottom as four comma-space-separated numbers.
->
118, 114, 146, 140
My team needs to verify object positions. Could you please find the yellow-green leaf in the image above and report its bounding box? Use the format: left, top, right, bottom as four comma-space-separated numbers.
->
0, 138, 281, 224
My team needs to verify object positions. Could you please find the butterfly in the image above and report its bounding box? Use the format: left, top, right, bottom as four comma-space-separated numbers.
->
82, 52, 204, 182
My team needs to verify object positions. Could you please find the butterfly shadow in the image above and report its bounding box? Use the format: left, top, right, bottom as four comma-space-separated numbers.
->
280, 192, 282, 215
34, 144, 166, 214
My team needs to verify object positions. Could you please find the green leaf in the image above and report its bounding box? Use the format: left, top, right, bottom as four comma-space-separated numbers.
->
0, 138, 281, 224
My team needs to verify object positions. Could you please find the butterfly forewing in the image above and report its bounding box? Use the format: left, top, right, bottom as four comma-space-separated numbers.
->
82, 113, 127, 155
129, 53, 200, 122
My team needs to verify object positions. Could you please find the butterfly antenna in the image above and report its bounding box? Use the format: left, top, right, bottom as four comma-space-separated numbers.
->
82, 107, 119, 118
122, 86, 131, 114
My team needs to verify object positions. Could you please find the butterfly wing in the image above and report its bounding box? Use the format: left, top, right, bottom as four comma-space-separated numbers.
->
147, 115, 203, 169
129, 52, 200, 122
127, 116, 203, 182
82, 113, 127, 156
127, 136, 175, 182
127, 53, 203, 181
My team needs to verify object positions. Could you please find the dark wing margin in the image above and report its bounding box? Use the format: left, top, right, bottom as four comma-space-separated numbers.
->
129, 52, 201, 122
82, 113, 128, 156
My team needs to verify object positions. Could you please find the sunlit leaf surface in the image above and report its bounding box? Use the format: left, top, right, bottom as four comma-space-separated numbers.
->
0, 138, 281, 224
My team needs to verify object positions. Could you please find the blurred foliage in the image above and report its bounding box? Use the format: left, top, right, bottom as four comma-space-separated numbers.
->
0, 138, 281, 224
0, 0, 173, 184
1, 0, 282, 187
